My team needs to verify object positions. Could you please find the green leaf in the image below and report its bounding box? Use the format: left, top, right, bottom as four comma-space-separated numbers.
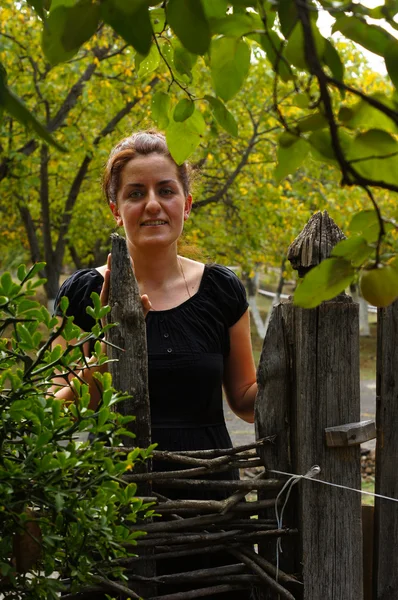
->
166, 109, 206, 164
349, 210, 381, 243
284, 23, 326, 71
323, 39, 344, 83
60, 295, 69, 314
18, 299, 40, 313
42, 0, 100, 65
294, 93, 311, 109
274, 137, 309, 181
309, 128, 352, 163
137, 44, 159, 79
338, 93, 398, 134
173, 98, 195, 122
210, 37, 251, 102
17, 264, 27, 282
151, 91, 170, 129
0, 272, 13, 295
209, 12, 263, 37
27, 262, 46, 281
278, 0, 298, 38
205, 95, 238, 137
257, 31, 292, 82
150, 6, 166, 34
333, 15, 394, 57
331, 236, 373, 267
384, 40, 398, 90
296, 113, 328, 133
294, 258, 356, 308
0, 82, 65, 152
26, 0, 46, 19
101, 0, 153, 56
347, 128, 398, 186
173, 46, 196, 79
202, 0, 229, 19
167, 0, 211, 55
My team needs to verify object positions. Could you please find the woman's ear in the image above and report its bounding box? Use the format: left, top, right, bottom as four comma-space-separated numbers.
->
184, 195, 193, 221
110, 201, 123, 227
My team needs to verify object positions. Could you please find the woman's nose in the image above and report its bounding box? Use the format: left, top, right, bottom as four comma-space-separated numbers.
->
146, 190, 161, 212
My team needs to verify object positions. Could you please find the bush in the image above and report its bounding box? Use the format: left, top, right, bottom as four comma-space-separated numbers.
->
0, 264, 154, 599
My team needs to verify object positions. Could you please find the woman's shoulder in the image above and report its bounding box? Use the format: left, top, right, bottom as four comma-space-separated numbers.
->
203, 263, 249, 327
57, 268, 104, 296
54, 268, 104, 323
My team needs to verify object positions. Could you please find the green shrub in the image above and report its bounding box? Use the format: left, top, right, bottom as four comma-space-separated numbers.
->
0, 264, 154, 599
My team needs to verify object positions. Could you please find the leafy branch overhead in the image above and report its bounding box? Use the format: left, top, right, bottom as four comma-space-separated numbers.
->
3, 0, 398, 307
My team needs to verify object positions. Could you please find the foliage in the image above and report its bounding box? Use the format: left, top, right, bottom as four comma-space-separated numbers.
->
0, 264, 155, 599
1, 0, 398, 306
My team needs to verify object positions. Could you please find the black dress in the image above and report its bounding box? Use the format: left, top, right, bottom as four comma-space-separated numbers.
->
54, 263, 252, 598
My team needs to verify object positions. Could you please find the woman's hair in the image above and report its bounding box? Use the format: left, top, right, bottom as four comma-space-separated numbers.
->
102, 130, 192, 204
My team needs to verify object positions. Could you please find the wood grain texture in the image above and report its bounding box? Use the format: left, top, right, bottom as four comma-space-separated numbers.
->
374, 299, 398, 600
292, 299, 363, 600
106, 234, 156, 597
325, 419, 376, 447
107, 234, 151, 449
287, 211, 345, 277
255, 303, 301, 595
255, 297, 363, 599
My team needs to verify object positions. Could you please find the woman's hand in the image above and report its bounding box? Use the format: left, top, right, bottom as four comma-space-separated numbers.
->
100, 253, 153, 318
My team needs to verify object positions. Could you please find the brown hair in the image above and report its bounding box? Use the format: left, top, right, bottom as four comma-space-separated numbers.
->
102, 130, 192, 204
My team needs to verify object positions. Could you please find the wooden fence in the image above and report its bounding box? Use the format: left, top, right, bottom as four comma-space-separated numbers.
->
102, 212, 397, 600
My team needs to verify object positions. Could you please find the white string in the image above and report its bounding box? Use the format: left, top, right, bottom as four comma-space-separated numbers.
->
270, 467, 398, 503
274, 466, 321, 582
272, 463, 398, 588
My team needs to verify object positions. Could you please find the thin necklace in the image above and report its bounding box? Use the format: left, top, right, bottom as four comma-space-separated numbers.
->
147, 258, 191, 311
179, 256, 191, 300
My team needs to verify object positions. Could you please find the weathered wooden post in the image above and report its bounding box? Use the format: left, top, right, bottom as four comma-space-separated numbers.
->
107, 233, 156, 598
255, 211, 365, 600
373, 299, 398, 600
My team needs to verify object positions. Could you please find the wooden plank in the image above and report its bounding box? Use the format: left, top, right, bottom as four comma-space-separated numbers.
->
373, 299, 398, 600
255, 304, 300, 596
292, 298, 363, 600
107, 233, 151, 449
107, 233, 156, 598
325, 419, 376, 447
362, 505, 374, 600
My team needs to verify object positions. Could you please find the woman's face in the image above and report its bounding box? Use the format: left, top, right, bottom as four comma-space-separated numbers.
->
111, 154, 192, 253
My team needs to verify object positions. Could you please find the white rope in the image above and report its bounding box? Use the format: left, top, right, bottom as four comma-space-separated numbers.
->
270, 467, 398, 503
274, 466, 321, 582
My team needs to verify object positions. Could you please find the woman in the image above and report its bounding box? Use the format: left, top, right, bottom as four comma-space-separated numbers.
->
53, 130, 258, 597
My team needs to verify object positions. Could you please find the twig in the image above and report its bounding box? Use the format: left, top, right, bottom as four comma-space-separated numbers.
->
146, 583, 248, 599
134, 478, 282, 491
221, 470, 267, 514
230, 548, 297, 600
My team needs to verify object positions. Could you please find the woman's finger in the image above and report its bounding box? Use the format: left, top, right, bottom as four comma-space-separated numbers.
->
100, 254, 111, 307
141, 294, 152, 318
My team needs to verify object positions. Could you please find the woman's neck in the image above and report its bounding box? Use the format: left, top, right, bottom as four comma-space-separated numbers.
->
129, 244, 181, 289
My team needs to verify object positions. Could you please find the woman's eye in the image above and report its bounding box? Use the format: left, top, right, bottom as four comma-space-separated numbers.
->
160, 188, 174, 196
129, 190, 144, 198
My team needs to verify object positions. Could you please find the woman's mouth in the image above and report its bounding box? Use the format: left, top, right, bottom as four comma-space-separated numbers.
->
141, 220, 167, 227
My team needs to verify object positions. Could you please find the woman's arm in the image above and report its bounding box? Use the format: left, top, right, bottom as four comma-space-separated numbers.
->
223, 309, 257, 423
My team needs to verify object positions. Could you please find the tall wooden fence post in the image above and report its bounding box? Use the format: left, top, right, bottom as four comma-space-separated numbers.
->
107, 233, 156, 598
373, 299, 398, 599
256, 211, 364, 600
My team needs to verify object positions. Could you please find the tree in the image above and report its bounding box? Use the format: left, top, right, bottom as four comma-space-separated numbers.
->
0, 2, 161, 305
2, 0, 398, 307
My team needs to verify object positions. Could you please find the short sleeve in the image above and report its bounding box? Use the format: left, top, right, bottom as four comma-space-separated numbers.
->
206, 264, 249, 328
54, 269, 104, 332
